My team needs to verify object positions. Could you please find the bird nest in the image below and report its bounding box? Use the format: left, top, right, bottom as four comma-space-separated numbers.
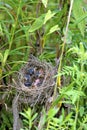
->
15, 55, 55, 106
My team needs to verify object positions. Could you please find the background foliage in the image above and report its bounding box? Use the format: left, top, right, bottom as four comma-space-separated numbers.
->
0, 0, 87, 130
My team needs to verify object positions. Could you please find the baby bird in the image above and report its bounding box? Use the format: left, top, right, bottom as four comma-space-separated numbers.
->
24, 74, 32, 87
27, 68, 34, 75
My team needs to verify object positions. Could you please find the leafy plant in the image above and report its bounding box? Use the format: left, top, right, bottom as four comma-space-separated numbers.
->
0, 108, 13, 130
54, 42, 87, 130
20, 107, 38, 130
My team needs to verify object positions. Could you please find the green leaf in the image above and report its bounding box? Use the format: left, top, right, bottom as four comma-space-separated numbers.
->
0, 53, 3, 62
47, 25, 60, 35
52, 82, 74, 107
0, 6, 14, 22
31, 113, 38, 121
47, 108, 58, 120
20, 112, 28, 119
41, 0, 48, 8
29, 15, 45, 32
73, 13, 87, 25
79, 42, 85, 53
9, 46, 31, 56
63, 113, 72, 123
79, 107, 84, 117
0, 23, 4, 36
26, 108, 31, 119
73, 0, 86, 36
44, 10, 56, 24
2, 49, 9, 67
23, 119, 29, 125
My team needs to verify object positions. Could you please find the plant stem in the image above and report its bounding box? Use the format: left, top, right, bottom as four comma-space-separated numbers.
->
53, 0, 74, 110
46, 120, 50, 130
53, 0, 74, 101
9, 0, 21, 50
57, 0, 74, 87
74, 99, 79, 130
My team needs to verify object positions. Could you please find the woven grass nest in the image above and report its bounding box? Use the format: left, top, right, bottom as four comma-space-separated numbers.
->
16, 55, 55, 106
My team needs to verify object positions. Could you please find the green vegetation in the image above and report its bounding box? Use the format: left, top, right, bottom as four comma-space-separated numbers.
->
0, 0, 87, 130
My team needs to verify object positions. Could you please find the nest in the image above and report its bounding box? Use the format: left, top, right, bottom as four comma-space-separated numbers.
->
15, 55, 55, 106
